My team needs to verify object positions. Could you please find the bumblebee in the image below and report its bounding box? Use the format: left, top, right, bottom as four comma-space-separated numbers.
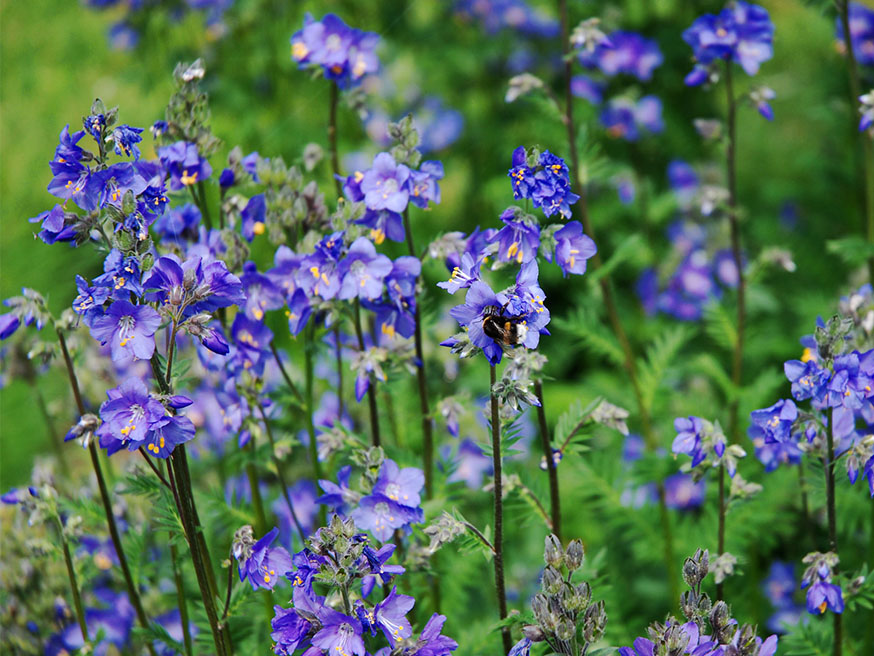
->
482, 305, 528, 346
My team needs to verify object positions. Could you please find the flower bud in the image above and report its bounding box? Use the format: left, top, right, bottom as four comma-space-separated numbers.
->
522, 625, 546, 642
544, 534, 564, 567
541, 565, 563, 595
565, 539, 584, 571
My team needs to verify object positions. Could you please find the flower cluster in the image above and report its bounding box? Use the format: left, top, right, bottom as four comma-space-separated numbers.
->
319, 456, 425, 542
621, 549, 778, 656
270, 515, 457, 656
599, 96, 664, 142
507, 146, 579, 219
751, 314, 874, 491
683, 2, 775, 85
291, 14, 380, 89
801, 552, 843, 616
672, 416, 747, 479
233, 525, 293, 591
510, 534, 607, 656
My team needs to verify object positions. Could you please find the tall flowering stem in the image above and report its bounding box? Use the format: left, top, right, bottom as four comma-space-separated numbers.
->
55, 328, 156, 655
303, 325, 325, 492
825, 407, 843, 656
724, 62, 746, 449
489, 364, 512, 653
402, 207, 435, 498
557, 0, 677, 599
837, 0, 874, 281
151, 354, 231, 655
328, 81, 342, 198
534, 379, 561, 541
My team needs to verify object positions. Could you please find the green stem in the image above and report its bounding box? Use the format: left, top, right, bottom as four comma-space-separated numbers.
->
58, 518, 89, 644
269, 342, 304, 405
304, 325, 327, 528
56, 328, 156, 655
402, 207, 435, 499
825, 407, 842, 656
170, 538, 193, 656
716, 462, 726, 602
534, 380, 561, 542
555, 0, 677, 601
837, 0, 874, 282
246, 438, 268, 536
334, 324, 345, 419
196, 180, 214, 231
353, 300, 382, 447
489, 364, 511, 653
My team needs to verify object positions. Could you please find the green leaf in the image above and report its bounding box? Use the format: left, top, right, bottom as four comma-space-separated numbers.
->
587, 233, 645, 284
702, 301, 737, 352
553, 397, 602, 447
637, 325, 694, 413
132, 622, 185, 654
556, 309, 624, 366
826, 235, 874, 268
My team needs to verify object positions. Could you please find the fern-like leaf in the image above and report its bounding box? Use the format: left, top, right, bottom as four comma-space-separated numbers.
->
637, 325, 694, 413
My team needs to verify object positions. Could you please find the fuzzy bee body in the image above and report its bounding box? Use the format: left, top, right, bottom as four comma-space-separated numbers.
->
482, 305, 528, 346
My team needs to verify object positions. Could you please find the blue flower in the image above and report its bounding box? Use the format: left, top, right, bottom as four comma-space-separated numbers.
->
29, 205, 76, 245
447, 280, 505, 365
509, 637, 532, 656
548, 220, 597, 276
532, 151, 579, 219
231, 314, 273, 375
311, 607, 365, 656
98, 377, 165, 446
446, 439, 492, 489
570, 75, 605, 104
158, 141, 212, 190
413, 613, 458, 656
90, 300, 161, 363
409, 160, 444, 209
683, 2, 774, 84
600, 96, 664, 141
578, 30, 664, 81
109, 124, 144, 160
241, 194, 266, 241
271, 606, 312, 655
236, 527, 293, 591
241, 261, 285, 321
672, 416, 708, 466
317, 465, 356, 514
805, 580, 844, 615
338, 237, 393, 301
489, 209, 540, 264
784, 358, 829, 405
153, 204, 201, 241
291, 13, 379, 89
373, 459, 424, 509
350, 494, 423, 542
360, 153, 411, 214
371, 586, 414, 644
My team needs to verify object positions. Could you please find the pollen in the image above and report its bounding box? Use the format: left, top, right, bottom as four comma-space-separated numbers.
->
253, 221, 265, 236
180, 169, 199, 186
292, 41, 309, 60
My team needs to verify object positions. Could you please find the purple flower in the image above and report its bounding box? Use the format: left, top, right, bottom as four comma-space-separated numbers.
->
297, 233, 344, 300
360, 153, 411, 213
318, 465, 356, 513
683, 2, 774, 82
72, 275, 109, 327
806, 580, 844, 615
548, 221, 597, 276
241, 261, 285, 321
437, 252, 482, 295
236, 527, 293, 591
98, 377, 165, 447
489, 209, 540, 264
570, 75, 605, 104
600, 96, 664, 141
784, 358, 829, 405
291, 13, 379, 89
241, 194, 266, 241
672, 416, 707, 466
29, 205, 76, 245
273, 481, 319, 548
413, 614, 458, 656
508, 146, 537, 199
509, 638, 532, 656
409, 160, 444, 209
447, 280, 505, 365
287, 288, 313, 336
231, 314, 273, 375
90, 300, 161, 363
271, 606, 312, 655
158, 141, 212, 190
350, 494, 423, 542
338, 237, 393, 301
579, 30, 663, 81
312, 607, 365, 656
372, 586, 414, 644
373, 459, 424, 509
749, 399, 798, 444
532, 151, 579, 219
446, 439, 492, 489
665, 474, 705, 510
153, 204, 201, 241
109, 125, 144, 160
0, 314, 20, 340
144, 415, 195, 458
